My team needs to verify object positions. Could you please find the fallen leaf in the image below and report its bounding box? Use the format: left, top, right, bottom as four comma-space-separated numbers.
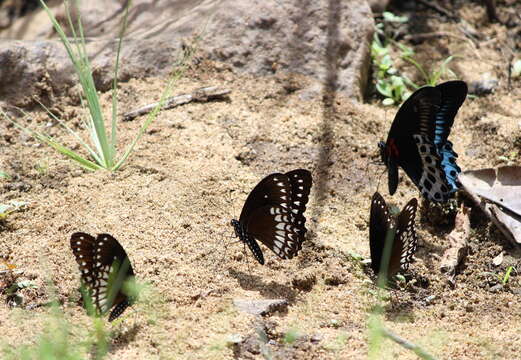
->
459, 166, 521, 246
492, 252, 504, 266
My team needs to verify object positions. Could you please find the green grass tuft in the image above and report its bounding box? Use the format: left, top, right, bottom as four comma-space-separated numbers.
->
0, 0, 194, 172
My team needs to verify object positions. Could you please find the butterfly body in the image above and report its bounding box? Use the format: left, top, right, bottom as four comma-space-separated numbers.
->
369, 192, 418, 277
379, 81, 467, 202
70, 232, 134, 321
232, 169, 312, 265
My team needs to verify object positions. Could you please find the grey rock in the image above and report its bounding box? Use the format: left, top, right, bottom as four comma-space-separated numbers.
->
226, 334, 243, 345
310, 334, 323, 343
489, 284, 504, 293
0, 0, 373, 106
468, 73, 498, 95
202, 0, 374, 101
233, 298, 288, 316
423, 295, 437, 305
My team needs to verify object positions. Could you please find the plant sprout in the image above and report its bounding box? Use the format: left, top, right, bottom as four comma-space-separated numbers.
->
1, 0, 192, 172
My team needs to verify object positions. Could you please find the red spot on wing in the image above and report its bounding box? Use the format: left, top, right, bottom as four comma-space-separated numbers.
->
387, 138, 400, 158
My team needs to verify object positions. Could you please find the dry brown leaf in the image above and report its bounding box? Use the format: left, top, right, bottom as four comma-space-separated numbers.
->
459, 166, 521, 246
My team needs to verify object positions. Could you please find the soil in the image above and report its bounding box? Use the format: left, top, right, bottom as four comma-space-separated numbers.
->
1, 1, 521, 359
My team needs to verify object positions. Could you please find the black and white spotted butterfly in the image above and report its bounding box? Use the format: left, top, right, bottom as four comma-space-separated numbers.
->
231, 169, 312, 265
70, 232, 135, 321
369, 192, 418, 277
378, 81, 467, 202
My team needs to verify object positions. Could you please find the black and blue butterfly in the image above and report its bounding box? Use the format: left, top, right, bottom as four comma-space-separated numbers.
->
231, 169, 312, 265
70, 232, 135, 321
378, 81, 467, 202
369, 192, 418, 277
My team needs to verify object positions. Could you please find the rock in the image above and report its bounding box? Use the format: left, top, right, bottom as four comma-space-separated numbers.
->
0, 0, 374, 106
201, 0, 374, 101
235, 148, 257, 166
226, 334, 243, 345
328, 319, 342, 328
233, 298, 288, 316
492, 252, 504, 266
511, 288, 521, 295
467, 73, 498, 95
291, 271, 316, 291
233, 333, 263, 356
489, 284, 503, 293
423, 295, 437, 305
3, 181, 31, 192
310, 334, 323, 344
324, 272, 348, 286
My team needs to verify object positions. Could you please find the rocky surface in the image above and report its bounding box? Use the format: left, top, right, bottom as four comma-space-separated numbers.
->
233, 298, 288, 316
0, 0, 374, 106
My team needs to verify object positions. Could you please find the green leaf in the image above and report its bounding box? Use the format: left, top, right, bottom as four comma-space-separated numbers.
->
382, 11, 409, 23
502, 266, 514, 285
376, 81, 392, 97
382, 98, 395, 106
380, 54, 393, 68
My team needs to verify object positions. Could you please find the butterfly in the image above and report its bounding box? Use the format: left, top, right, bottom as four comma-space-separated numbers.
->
378, 80, 467, 202
231, 169, 312, 265
369, 192, 418, 277
70, 232, 135, 321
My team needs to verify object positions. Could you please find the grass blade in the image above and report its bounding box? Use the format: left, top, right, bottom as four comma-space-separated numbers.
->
5, 117, 101, 171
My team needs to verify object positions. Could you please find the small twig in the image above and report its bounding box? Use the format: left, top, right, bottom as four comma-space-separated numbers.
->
440, 204, 470, 286
123, 86, 231, 121
483, 0, 500, 23
507, 54, 514, 91
417, 0, 459, 21
403, 31, 471, 44
403, 31, 480, 58
380, 327, 437, 360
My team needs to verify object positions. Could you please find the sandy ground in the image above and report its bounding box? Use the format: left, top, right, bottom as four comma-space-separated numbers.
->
1, 1, 521, 359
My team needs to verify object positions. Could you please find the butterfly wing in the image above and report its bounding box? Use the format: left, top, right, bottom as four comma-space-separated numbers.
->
238, 173, 290, 225
238, 169, 312, 263
432, 81, 467, 145
391, 198, 418, 274
384, 81, 465, 202
388, 86, 440, 140
369, 192, 394, 275
369, 193, 418, 277
285, 169, 312, 248
70, 232, 134, 321
384, 86, 441, 196
386, 156, 400, 196
246, 204, 301, 260
433, 81, 467, 192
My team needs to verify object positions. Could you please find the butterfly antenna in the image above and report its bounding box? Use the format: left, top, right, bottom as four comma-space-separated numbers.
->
220, 229, 241, 267
362, 146, 386, 193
